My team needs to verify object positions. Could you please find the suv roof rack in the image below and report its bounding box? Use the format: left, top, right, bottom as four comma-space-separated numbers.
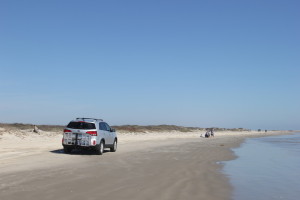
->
76, 118, 103, 122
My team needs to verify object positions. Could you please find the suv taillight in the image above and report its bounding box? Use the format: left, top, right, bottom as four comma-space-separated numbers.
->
64, 129, 72, 133
87, 131, 97, 136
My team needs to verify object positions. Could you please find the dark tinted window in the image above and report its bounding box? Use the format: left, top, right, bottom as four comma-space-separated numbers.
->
104, 123, 111, 131
99, 122, 106, 130
99, 122, 110, 131
67, 122, 96, 130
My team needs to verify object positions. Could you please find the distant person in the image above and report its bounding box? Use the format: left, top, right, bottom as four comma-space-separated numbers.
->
205, 130, 211, 138
33, 125, 39, 133
210, 128, 214, 137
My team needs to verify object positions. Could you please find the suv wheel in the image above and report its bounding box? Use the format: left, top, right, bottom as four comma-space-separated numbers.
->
110, 140, 117, 152
63, 146, 73, 154
95, 140, 104, 155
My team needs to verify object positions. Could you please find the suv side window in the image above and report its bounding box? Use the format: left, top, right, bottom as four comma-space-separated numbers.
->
104, 123, 111, 131
99, 122, 106, 131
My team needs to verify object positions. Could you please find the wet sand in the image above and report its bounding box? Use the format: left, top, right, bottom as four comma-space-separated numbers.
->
0, 130, 287, 200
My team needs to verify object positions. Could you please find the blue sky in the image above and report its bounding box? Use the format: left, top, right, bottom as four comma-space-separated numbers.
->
1, 0, 299, 130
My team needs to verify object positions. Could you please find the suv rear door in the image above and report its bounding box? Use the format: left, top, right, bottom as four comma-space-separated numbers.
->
99, 122, 110, 144
103, 122, 113, 144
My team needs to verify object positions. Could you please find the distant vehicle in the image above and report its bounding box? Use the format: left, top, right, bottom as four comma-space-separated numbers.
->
62, 118, 117, 155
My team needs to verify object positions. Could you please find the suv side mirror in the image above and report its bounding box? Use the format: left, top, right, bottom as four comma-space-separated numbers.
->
111, 128, 115, 132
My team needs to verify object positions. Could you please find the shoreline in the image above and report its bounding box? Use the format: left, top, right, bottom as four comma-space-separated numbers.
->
223, 132, 300, 200
0, 130, 291, 200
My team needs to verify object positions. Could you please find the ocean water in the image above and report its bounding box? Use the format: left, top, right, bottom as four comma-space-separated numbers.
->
223, 133, 300, 200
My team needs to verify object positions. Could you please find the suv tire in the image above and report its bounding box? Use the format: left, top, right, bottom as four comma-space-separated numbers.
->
63, 146, 73, 154
95, 140, 104, 155
110, 140, 117, 152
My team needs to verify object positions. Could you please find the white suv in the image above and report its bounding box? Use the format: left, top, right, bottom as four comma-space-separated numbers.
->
62, 118, 117, 155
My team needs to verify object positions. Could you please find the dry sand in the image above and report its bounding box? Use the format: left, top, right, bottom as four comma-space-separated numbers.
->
0, 128, 289, 200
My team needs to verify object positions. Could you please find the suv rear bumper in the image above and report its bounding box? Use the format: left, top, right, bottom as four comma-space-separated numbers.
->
63, 143, 114, 149
62, 144, 97, 150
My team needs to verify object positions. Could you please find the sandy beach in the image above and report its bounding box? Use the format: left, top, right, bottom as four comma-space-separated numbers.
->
0, 128, 288, 200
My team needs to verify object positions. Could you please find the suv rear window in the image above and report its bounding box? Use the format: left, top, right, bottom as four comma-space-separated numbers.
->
67, 122, 96, 130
